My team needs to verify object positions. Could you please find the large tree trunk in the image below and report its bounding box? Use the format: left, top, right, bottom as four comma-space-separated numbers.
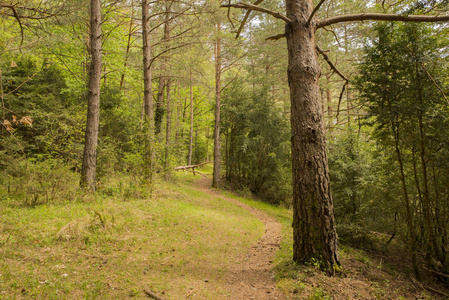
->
285, 0, 340, 271
81, 0, 102, 191
212, 24, 222, 188
142, 0, 154, 182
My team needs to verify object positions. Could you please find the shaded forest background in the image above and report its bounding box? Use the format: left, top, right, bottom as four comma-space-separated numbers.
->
1, 0, 449, 283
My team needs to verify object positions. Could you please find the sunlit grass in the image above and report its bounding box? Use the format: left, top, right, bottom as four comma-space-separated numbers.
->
0, 173, 262, 299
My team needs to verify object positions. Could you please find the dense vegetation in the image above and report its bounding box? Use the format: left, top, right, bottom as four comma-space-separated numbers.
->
1, 0, 449, 289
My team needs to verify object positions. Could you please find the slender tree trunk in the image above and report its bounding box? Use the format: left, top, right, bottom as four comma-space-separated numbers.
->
188, 70, 193, 165
393, 124, 421, 280
142, 0, 153, 121
103, 54, 107, 87
343, 18, 351, 129
326, 74, 332, 132
120, 0, 135, 90
432, 166, 446, 268
346, 89, 351, 129
81, 0, 102, 191
175, 96, 180, 143
212, 24, 222, 188
285, 0, 339, 271
165, 78, 171, 179
1, 69, 5, 121
412, 146, 424, 212
155, 74, 166, 135
418, 104, 440, 264
155, 3, 171, 137
142, 0, 154, 183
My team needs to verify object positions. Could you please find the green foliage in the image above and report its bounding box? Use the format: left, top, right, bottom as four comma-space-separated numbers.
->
355, 22, 449, 273
0, 157, 80, 205
1, 57, 84, 165
328, 127, 397, 246
222, 81, 291, 205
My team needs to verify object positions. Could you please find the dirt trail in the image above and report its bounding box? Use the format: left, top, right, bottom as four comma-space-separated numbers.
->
194, 177, 286, 299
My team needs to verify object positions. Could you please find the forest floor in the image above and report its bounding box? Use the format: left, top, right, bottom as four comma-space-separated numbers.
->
1, 167, 448, 299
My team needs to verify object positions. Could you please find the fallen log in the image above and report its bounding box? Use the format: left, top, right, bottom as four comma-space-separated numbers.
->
174, 161, 212, 176
144, 288, 165, 300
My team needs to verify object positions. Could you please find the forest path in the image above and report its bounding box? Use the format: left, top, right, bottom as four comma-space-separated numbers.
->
191, 177, 286, 299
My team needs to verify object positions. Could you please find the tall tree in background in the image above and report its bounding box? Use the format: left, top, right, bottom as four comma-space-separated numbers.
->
212, 23, 222, 188
187, 69, 194, 166
81, 0, 102, 191
224, 0, 449, 271
142, 0, 155, 183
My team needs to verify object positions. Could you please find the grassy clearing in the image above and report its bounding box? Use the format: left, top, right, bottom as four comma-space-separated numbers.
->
0, 171, 263, 299
1, 165, 444, 299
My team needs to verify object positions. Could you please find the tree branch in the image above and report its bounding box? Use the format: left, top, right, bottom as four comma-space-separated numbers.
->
336, 80, 348, 119
316, 45, 349, 81
235, 0, 264, 38
221, 2, 291, 24
1, 4, 25, 46
5, 72, 38, 96
420, 62, 449, 106
307, 0, 327, 25
321, 26, 343, 48
317, 13, 449, 28
316, 45, 349, 120
150, 43, 193, 68
266, 33, 285, 40
143, 288, 165, 300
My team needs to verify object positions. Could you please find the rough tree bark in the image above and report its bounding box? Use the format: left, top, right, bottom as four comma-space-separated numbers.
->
142, 0, 154, 182
81, 0, 102, 191
285, 0, 340, 271
212, 23, 222, 188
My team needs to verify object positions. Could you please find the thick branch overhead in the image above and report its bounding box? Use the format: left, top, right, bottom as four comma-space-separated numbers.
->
318, 13, 449, 28
235, 0, 264, 38
221, 2, 291, 24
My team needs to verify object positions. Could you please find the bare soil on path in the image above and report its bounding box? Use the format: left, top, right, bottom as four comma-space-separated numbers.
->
193, 177, 286, 299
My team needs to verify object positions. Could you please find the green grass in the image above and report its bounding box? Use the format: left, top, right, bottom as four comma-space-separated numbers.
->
0, 172, 263, 299
2, 167, 428, 299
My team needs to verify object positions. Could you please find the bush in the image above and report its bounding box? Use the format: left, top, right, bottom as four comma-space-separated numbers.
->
1, 157, 81, 205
